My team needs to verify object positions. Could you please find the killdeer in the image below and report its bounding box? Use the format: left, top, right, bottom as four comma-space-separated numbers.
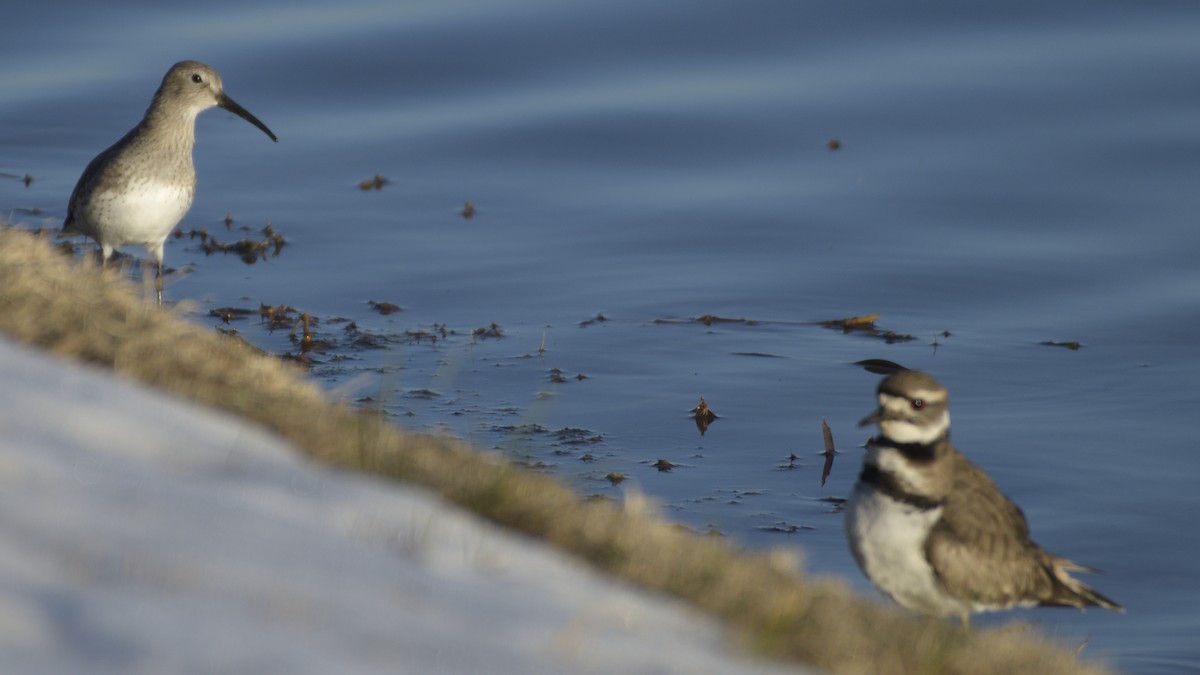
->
845, 369, 1122, 626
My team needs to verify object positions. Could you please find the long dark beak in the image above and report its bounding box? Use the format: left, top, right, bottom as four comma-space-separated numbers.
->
218, 93, 278, 142
858, 408, 883, 428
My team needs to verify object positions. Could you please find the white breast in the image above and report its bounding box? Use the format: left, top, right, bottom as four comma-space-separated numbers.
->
845, 482, 969, 618
84, 180, 193, 249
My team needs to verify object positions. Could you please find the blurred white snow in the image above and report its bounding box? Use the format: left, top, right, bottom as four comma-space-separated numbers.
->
0, 337, 812, 675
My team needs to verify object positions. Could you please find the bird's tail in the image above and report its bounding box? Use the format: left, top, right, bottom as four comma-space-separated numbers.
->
1047, 556, 1124, 613
58, 215, 80, 238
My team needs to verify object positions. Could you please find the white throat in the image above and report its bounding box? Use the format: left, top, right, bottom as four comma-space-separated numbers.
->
878, 410, 949, 445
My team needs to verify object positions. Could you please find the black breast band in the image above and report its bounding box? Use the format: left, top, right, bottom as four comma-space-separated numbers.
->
860, 464, 942, 511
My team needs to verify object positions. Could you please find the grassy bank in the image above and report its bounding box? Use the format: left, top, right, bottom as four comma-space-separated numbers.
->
0, 225, 1116, 675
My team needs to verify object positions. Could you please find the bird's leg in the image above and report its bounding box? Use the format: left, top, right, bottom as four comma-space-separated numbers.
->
148, 244, 165, 306
155, 260, 164, 306
96, 244, 111, 268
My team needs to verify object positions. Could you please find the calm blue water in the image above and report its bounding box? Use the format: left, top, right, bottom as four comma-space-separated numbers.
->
4, 2, 1200, 672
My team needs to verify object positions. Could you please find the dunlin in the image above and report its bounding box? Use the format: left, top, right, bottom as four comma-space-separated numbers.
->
59, 60, 276, 303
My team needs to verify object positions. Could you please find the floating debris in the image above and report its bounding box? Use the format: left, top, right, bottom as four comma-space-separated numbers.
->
555, 428, 602, 445
605, 472, 625, 486
1039, 340, 1082, 351
821, 313, 878, 331
358, 174, 389, 191
827, 138, 842, 151
855, 358, 908, 375
579, 313, 608, 327
210, 307, 330, 361
820, 495, 847, 513
653, 459, 676, 472
928, 330, 953, 352
494, 423, 549, 436
511, 459, 555, 472
820, 417, 838, 487
209, 307, 256, 324
461, 201, 475, 218
0, 171, 34, 187
178, 223, 286, 264
579, 453, 595, 462
368, 300, 402, 316
757, 522, 815, 534
690, 396, 719, 435
778, 451, 802, 471
548, 368, 586, 383
223, 211, 234, 228
654, 314, 757, 327
818, 314, 914, 342
349, 331, 389, 349
339, 322, 389, 349
404, 327, 444, 344
730, 489, 765, 500
207, 304, 299, 328
472, 323, 504, 339
178, 226, 208, 242
260, 304, 299, 330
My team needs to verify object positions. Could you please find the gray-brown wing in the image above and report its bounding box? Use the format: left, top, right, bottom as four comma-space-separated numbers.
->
924, 453, 1058, 607
61, 129, 137, 235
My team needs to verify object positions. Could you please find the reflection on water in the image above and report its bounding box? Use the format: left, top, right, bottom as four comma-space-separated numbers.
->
4, 1, 1200, 671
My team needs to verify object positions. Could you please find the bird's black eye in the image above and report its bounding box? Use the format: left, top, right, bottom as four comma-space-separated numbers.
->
911, 398, 925, 410
191, 73, 203, 84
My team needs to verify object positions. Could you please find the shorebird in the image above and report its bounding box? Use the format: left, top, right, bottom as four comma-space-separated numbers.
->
59, 61, 277, 303
845, 369, 1122, 627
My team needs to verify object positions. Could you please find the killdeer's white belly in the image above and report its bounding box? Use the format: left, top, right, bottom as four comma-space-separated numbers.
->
846, 482, 970, 618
